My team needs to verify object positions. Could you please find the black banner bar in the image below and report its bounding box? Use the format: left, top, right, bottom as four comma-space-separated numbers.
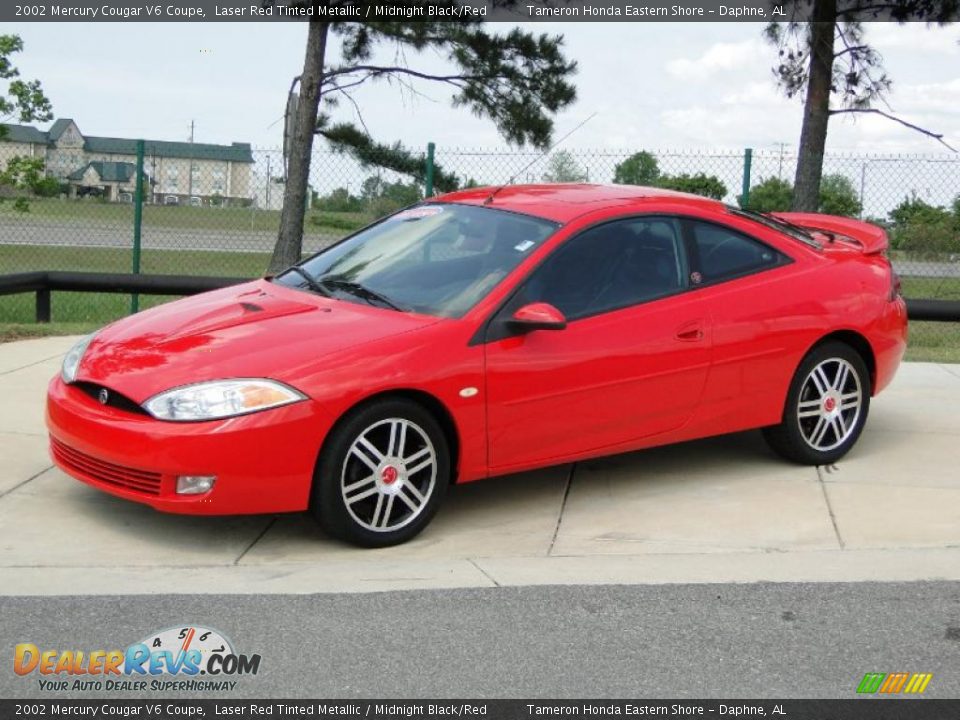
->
3, 700, 960, 720
2, 0, 948, 23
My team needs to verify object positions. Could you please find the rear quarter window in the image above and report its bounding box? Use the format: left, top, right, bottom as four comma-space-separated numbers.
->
690, 222, 784, 283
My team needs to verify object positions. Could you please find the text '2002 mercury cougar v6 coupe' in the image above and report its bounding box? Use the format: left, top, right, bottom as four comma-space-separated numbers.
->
47, 184, 907, 546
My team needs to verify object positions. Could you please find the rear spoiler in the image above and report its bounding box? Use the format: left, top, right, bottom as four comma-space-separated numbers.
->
773, 212, 889, 255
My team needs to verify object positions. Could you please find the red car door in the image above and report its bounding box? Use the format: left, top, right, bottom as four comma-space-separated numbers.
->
482, 216, 713, 473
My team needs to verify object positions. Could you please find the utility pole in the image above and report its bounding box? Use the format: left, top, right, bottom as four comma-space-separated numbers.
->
188, 120, 195, 200
774, 142, 789, 180
265, 154, 271, 210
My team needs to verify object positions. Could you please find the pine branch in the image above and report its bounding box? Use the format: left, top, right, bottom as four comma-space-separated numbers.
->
829, 107, 958, 151
833, 43, 870, 57
319, 122, 461, 192
323, 65, 490, 86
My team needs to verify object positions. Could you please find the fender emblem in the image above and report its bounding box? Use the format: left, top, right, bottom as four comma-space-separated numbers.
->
98, 388, 109, 405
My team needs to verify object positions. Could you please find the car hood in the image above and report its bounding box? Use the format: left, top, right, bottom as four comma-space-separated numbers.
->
76, 279, 442, 402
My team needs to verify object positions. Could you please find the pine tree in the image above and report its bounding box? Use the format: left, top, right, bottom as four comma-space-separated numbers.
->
269, 15, 577, 273
765, 0, 957, 211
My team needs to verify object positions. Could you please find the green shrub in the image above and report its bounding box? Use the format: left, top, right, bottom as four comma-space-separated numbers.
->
889, 194, 952, 226
613, 152, 660, 186
316, 187, 363, 213
818, 174, 861, 217
890, 216, 960, 256
739, 177, 793, 212
309, 212, 366, 232
30, 176, 61, 197
657, 173, 727, 200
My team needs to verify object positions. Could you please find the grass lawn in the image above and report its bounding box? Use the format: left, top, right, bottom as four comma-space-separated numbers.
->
0, 321, 100, 344
3, 317, 957, 363
1, 241, 958, 361
0, 244, 268, 326
906, 321, 960, 363
0, 243, 269, 277
901, 276, 960, 300
0, 198, 367, 234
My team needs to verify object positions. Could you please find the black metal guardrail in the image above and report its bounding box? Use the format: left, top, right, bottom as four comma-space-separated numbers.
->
0, 271, 959, 324
0, 272, 250, 322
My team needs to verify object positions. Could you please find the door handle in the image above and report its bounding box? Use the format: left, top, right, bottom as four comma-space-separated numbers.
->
675, 322, 704, 342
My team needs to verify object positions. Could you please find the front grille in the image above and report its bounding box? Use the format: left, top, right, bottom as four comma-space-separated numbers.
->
73, 382, 148, 415
51, 438, 163, 496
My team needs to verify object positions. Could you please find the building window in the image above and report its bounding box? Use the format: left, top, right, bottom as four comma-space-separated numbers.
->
212, 167, 225, 195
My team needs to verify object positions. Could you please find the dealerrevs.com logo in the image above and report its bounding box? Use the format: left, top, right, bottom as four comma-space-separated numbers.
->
14, 625, 261, 692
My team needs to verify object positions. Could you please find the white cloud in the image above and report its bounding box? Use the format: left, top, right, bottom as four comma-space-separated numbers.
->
666, 39, 767, 81
867, 23, 960, 56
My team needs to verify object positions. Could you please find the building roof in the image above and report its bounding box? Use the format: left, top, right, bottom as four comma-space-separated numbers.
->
68, 161, 137, 183
437, 183, 724, 223
87, 136, 254, 163
48, 118, 75, 141
1, 124, 49, 144
1, 121, 254, 164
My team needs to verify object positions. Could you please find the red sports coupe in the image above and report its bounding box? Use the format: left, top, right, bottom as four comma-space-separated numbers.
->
47, 184, 907, 546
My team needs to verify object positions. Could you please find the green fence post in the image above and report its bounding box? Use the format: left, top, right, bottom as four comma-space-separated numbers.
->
425, 142, 436, 197
741, 147, 753, 208
130, 140, 145, 314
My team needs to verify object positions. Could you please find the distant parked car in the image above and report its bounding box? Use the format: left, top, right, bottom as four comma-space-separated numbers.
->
47, 185, 907, 546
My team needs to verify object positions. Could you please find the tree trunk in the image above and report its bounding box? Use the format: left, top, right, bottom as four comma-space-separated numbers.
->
792, 0, 836, 212
268, 19, 329, 274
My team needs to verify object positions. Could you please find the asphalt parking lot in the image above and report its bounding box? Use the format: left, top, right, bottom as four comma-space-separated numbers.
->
2, 335, 960, 595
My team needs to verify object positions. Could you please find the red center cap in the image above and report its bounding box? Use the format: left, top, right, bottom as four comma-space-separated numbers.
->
824, 397, 837, 412
381, 466, 399, 485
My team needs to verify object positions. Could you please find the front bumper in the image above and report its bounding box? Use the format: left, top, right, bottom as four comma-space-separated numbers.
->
46, 376, 330, 515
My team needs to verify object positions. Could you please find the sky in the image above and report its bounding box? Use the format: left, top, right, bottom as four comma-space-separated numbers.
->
6, 20, 960, 157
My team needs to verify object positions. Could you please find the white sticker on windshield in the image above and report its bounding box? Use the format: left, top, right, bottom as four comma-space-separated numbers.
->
514, 240, 535, 252
392, 205, 444, 221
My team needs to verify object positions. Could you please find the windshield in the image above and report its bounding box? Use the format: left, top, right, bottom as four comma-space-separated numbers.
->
728, 207, 822, 250
273, 203, 558, 317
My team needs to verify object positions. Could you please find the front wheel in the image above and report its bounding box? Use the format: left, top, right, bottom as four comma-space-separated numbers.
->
312, 398, 450, 547
763, 341, 871, 465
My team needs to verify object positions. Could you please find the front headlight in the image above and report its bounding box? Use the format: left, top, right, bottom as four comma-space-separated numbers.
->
61, 334, 95, 384
143, 379, 307, 421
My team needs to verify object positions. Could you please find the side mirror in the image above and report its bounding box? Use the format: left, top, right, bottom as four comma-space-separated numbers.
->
508, 302, 567, 332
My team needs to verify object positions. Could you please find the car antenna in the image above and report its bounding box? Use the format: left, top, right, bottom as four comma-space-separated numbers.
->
483, 112, 597, 205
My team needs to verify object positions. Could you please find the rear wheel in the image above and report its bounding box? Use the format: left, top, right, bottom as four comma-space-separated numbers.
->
312, 398, 449, 547
763, 341, 870, 465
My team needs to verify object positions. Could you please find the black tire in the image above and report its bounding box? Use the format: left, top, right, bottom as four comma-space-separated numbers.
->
311, 398, 450, 547
763, 341, 871, 465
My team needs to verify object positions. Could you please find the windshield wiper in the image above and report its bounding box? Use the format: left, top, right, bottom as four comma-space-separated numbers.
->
286, 266, 330, 296
319, 278, 408, 312
759, 211, 816, 240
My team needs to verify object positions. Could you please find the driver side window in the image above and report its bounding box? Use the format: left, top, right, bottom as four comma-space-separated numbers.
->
520, 217, 686, 322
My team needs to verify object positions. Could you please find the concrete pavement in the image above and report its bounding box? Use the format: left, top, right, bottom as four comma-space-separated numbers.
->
2, 335, 959, 595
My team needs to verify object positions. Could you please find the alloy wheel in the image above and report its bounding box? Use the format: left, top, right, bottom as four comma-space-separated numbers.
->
340, 417, 437, 533
796, 357, 863, 452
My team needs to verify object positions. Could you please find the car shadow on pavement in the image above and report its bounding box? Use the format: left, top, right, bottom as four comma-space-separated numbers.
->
3, 429, 836, 568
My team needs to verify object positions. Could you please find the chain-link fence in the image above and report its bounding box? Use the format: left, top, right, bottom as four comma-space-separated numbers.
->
1, 144, 958, 357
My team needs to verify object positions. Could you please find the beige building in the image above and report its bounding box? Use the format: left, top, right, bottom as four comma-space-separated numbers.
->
1, 119, 254, 206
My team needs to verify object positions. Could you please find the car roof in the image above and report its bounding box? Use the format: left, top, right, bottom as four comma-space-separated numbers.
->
433, 183, 725, 224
